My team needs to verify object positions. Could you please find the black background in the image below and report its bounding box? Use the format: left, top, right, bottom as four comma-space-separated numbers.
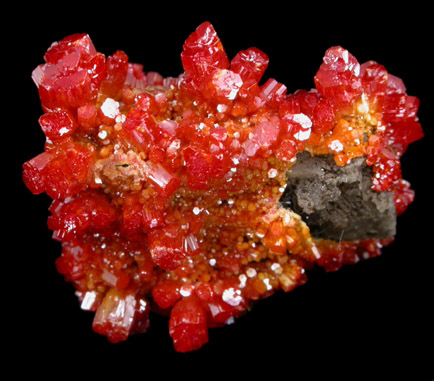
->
7, 2, 432, 378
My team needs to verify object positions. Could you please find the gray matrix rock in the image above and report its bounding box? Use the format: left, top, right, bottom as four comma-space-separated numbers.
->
280, 152, 396, 241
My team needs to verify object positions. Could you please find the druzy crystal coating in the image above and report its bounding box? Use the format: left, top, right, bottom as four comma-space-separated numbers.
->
23, 22, 423, 352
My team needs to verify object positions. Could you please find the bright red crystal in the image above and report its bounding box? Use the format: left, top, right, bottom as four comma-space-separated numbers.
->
92, 288, 150, 343
23, 22, 422, 352
169, 295, 209, 352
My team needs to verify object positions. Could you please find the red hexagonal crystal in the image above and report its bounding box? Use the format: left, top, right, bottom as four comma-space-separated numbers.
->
169, 295, 209, 352
181, 21, 229, 79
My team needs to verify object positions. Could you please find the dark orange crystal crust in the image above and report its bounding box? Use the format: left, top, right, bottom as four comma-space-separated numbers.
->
22, 22, 423, 352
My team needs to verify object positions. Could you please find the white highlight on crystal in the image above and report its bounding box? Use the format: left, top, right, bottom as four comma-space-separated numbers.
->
294, 129, 311, 141
238, 274, 247, 288
180, 286, 192, 297
98, 129, 108, 140
59, 127, 70, 136
138, 299, 148, 312
311, 245, 321, 259
101, 98, 120, 119
342, 49, 349, 64
217, 104, 228, 113
193, 207, 201, 215
268, 168, 278, 178
329, 140, 344, 152
246, 267, 257, 278
358, 93, 370, 114
292, 113, 312, 129
271, 263, 283, 274
225, 317, 235, 325
222, 287, 243, 306
115, 114, 126, 123
263, 278, 272, 291
81, 291, 97, 310
102, 269, 117, 287
31, 65, 44, 88
209, 258, 217, 266
354, 63, 360, 77
283, 212, 291, 226
184, 233, 199, 253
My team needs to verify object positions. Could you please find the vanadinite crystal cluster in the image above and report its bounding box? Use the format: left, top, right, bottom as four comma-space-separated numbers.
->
23, 22, 423, 352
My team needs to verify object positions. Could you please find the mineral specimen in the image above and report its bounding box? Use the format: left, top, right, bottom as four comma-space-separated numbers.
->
23, 22, 423, 352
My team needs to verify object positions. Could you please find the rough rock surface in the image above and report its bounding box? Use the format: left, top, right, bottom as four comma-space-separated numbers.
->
281, 152, 396, 241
